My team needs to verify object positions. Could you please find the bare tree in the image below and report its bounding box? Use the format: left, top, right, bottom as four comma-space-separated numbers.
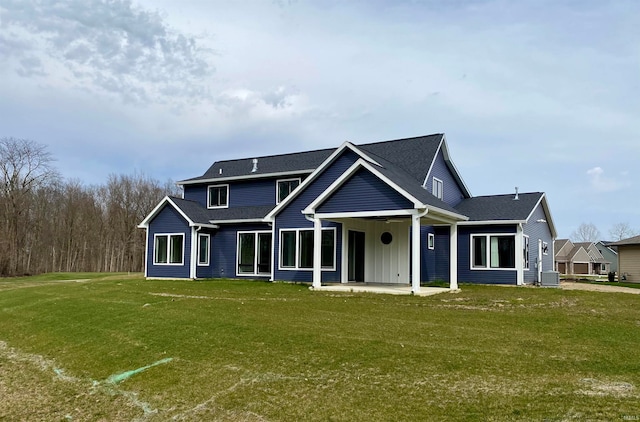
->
609, 222, 638, 242
570, 222, 602, 243
0, 137, 59, 275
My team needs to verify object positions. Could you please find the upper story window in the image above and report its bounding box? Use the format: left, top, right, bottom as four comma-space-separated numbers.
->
432, 177, 443, 200
208, 184, 228, 209
276, 178, 301, 204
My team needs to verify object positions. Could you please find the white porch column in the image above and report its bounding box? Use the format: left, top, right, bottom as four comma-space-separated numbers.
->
411, 213, 421, 294
312, 217, 322, 289
449, 223, 458, 290
515, 224, 524, 285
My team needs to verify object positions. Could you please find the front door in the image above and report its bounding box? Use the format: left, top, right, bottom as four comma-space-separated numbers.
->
348, 230, 365, 282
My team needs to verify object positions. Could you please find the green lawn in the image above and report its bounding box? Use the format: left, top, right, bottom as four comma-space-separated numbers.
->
1, 274, 639, 421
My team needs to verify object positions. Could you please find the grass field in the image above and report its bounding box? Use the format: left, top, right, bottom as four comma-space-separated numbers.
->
1, 274, 639, 421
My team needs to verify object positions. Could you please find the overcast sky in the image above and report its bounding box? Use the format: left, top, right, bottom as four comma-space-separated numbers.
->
1, 0, 638, 239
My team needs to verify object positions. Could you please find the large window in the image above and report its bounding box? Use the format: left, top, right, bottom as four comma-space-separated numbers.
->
471, 234, 516, 270
277, 178, 301, 204
433, 177, 443, 200
154, 234, 184, 265
208, 184, 228, 208
279, 228, 336, 270
198, 234, 210, 266
237, 231, 272, 276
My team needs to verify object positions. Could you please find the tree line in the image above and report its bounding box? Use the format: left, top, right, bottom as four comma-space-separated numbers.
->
0, 137, 179, 276
571, 222, 639, 243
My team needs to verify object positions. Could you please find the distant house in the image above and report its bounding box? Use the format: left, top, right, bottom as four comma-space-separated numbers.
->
554, 239, 610, 275
595, 241, 618, 273
609, 235, 640, 282
138, 134, 557, 292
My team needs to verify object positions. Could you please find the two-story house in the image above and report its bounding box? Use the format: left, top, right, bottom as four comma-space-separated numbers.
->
139, 134, 557, 293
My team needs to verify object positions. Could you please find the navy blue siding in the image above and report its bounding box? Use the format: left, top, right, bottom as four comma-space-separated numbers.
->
457, 225, 518, 284
183, 185, 207, 208
523, 202, 554, 283
273, 150, 359, 282
426, 148, 466, 206
147, 205, 191, 279
195, 228, 217, 279
420, 226, 452, 283
317, 168, 413, 213
420, 227, 436, 282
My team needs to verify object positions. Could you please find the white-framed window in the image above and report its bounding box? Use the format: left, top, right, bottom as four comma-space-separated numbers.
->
428, 233, 435, 250
237, 231, 272, 276
542, 241, 549, 255
432, 177, 443, 200
198, 233, 210, 266
471, 234, 516, 270
279, 227, 336, 271
601, 263, 606, 272
523, 235, 529, 270
154, 233, 184, 265
276, 178, 301, 204
208, 184, 229, 209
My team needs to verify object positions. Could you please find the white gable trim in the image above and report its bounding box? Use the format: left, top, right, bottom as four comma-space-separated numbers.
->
264, 141, 381, 221
302, 158, 422, 214
524, 194, 557, 238
422, 135, 472, 199
137, 196, 219, 229
458, 219, 524, 226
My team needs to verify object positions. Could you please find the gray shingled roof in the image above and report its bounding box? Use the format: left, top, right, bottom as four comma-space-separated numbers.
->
610, 234, 640, 246
170, 197, 273, 224
454, 192, 544, 221
181, 148, 334, 183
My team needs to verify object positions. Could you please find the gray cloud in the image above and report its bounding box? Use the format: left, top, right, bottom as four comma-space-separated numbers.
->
0, 0, 214, 104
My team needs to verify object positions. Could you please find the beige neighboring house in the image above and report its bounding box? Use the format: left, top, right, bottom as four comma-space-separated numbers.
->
554, 239, 610, 275
610, 235, 640, 282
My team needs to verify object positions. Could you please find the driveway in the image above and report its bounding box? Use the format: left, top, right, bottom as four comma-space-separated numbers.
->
560, 282, 640, 295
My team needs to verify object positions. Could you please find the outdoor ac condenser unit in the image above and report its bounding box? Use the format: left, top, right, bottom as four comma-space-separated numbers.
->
540, 271, 560, 287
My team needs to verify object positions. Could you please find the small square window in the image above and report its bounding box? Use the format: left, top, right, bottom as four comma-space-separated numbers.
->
208, 185, 228, 208
428, 233, 435, 250
277, 179, 300, 204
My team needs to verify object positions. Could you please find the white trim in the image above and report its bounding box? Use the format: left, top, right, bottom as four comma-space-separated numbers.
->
523, 234, 530, 271
524, 194, 558, 238
411, 212, 421, 293
303, 158, 423, 213
470, 233, 518, 271
236, 230, 273, 277
138, 196, 219, 229
313, 218, 322, 288
423, 139, 443, 187
458, 220, 524, 226
209, 219, 265, 224
542, 241, 549, 256
143, 228, 149, 277
207, 184, 229, 209
153, 233, 185, 266
178, 169, 314, 185
265, 142, 385, 222
515, 225, 524, 285
278, 227, 337, 271
190, 227, 197, 278
315, 210, 415, 219
276, 177, 302, 204
197, 233, 210, 266
450, 223, 458, 290
427, 233, 435, 250
432, 177, 444, 200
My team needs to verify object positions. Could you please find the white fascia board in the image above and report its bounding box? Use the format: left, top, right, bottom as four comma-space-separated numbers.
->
264, 141, 377, 221
138, 196, 176, 228
440, 136, 472, 198
178, 169, 315, 186
426, 207, 469, 222
315, 210, 415, 219
523, 193, 557, 239
458, 219, 524, 226
422, 137, 443, 187
303, 158, 423, 215
209, 219, 264, 224
137, 196, 219, 229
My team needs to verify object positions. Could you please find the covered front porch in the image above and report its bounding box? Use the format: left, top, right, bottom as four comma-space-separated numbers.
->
312, 282, 452, 296
308, 210, 462, 294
